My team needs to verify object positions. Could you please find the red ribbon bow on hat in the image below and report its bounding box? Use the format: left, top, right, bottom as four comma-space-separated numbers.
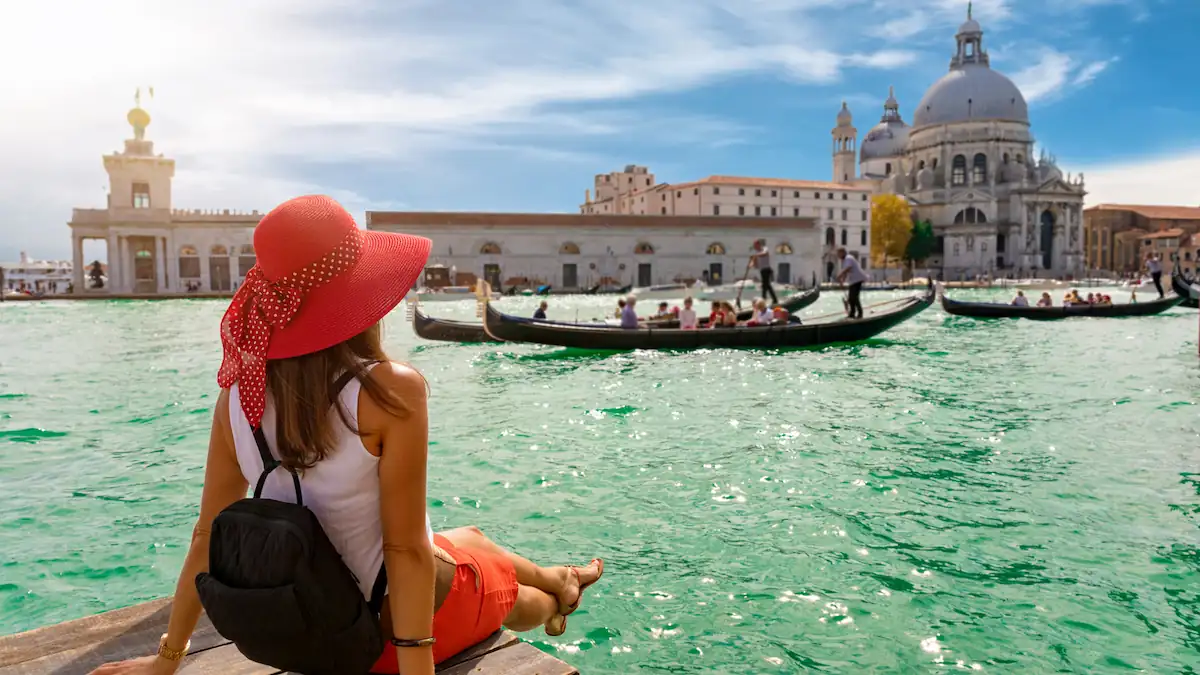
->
217, 229, 363, 429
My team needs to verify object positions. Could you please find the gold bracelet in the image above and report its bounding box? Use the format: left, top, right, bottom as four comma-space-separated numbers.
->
158, 634, 190, 662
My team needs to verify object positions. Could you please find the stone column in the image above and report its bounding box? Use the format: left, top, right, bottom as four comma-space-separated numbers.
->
200, 249, 212, 292
105, 233, 118, 293
71, 233, 84, 293
155, 236, 166, 294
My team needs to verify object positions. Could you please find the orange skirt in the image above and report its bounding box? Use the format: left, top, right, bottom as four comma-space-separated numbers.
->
371, 534, 519, 672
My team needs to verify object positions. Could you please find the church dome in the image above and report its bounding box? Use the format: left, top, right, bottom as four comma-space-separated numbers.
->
912, 10, 1029, 128
861, 86, 909, 161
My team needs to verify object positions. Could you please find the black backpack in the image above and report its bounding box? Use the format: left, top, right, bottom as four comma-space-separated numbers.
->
196, 370, 388, 675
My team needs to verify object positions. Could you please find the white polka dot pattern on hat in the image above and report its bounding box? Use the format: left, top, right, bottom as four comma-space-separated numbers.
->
217, 228, 364, 429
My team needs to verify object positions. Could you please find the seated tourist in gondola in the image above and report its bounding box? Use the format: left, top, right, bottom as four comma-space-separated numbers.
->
1086, 292, 1096, 305
678, 297, 698, 330
614, 297, 626, 318
721, 302, 738, 327
1011, 290, 1029, 307
773, 306, 795, 324
1037, 292, 1053, 307
745, 299, 772, 326
620, 296, 639, 329
653, 301, 672, 319
707, 301, 723, 327
533, 301, 548, 320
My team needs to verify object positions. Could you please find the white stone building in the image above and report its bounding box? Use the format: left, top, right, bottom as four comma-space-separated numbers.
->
580, 167, 873, 281
1, 252, 73, 295
366, 211, 821, 290
850, 8, 1087, 278
67, 105, 260, 295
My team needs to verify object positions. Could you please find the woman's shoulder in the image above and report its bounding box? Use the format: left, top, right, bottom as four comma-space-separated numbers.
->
368, 361, 427, 397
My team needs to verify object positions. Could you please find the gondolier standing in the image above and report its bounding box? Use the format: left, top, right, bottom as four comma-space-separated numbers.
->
1146, 253, 1164, 298
836, 247, 867, 319
750, 239, 779, 305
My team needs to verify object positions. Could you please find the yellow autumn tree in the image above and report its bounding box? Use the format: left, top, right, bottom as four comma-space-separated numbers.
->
870, 193, 912, 276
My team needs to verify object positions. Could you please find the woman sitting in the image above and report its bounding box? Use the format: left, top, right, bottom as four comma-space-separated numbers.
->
1036, 292, 1053, 307
720, 302, 739, 327
90, 197, 603, 675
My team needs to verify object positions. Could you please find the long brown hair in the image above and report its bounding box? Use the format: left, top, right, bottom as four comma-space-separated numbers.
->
265, 323, 411, 472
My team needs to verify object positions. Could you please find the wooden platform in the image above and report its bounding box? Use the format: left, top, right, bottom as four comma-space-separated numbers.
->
0, 599, 577, 675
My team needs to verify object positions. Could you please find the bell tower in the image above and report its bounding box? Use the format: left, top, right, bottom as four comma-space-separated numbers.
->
832, 101, 857, 184
103, 87, 175, 211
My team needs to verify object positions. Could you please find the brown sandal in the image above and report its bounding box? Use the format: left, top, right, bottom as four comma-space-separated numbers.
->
544, 559, 604, 637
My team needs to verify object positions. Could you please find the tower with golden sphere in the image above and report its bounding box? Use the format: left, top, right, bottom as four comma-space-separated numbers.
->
103, 88, 175, 211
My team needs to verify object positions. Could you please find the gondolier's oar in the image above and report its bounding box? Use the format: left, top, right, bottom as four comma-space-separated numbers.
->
734, 258, 754, 310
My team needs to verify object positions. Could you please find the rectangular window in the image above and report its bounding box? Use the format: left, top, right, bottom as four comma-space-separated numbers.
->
754, 206, 762, 216
132, 182, 151, 209
179, 257, 200, 279
793, 207, 799, 217
676, 191, 681, 198
815, 192, 821, 199
662, 194, 667, 201
793, 191, 800, 198
770, 206, 777, 217
713, 205, 720, 215
841, 229, 847, 245
754, 189, 762, 197
861, 230, 867, 246
661, 207, 666, 214
828, 209, 834, 220
842, 209, 847, 220
739, 206, 745, 216
693, 188, 699, 195
861, 210, 867, 220
842, 193, 848, 200
862, 194, 868, 201
828, 193, 833, 199
739, 188, 746, 196
713, 187, 720, 195
771, 190, 777, 197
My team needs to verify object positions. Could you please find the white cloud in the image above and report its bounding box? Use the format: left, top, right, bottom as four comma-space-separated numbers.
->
1011, 49, 1113, 103
1077, 151, 1200, 207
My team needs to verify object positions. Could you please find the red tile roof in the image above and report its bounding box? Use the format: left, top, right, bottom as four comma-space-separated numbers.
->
670, 175, 867, 192
1085, 204, 1200, 220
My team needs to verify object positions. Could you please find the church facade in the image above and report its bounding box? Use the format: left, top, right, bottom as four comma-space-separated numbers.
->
844, 9, 1087, 279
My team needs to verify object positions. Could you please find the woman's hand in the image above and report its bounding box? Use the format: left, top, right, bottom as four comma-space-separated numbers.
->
88, 655, 178, 675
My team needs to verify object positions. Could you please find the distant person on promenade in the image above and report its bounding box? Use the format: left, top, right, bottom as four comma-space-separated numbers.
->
89, 196, 602, 675
1146, 253, 1164, 298
836, 247, 867, 319
678, 296, 698, 329
620, 295, 639, 328
750, 239, 779, 305
533, 300, 548, 320
1011, 290, 1029, 307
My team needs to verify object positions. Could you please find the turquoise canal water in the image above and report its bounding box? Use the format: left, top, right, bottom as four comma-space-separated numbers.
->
1, 289, 1198, 673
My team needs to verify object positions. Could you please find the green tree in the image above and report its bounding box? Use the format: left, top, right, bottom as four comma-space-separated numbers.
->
905, 218, 936, 266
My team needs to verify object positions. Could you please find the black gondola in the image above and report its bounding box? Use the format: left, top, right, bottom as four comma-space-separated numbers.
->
941, 285, 1184, 319
480, 287, 933, 351
1171, 274, 1199, 309
412, 306, 501, 343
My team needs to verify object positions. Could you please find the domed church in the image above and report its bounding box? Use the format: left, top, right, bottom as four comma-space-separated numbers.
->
836, 6, 1087, 278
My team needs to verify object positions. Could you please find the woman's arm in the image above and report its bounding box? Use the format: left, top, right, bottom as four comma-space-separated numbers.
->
91, 390, 248, 675
372, 364, 436, 675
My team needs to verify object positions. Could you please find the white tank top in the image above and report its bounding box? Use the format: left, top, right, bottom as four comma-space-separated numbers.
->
229, 362, 434, 600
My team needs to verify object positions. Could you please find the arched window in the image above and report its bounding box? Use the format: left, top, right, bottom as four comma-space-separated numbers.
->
634, 242, 655, 255
480, 242, 502, 255
972, 154, 988, 184
918, 160, 926, 170
776, 243, 793, 254
953, 207, 988, 224
238, 244, 256, 277
825, 227, 835, 247
559, 242, 580, 255
1015, 153, 1025, 164
951, 155, 967, 186
885, 162, 892, 175
841, 229, 847, 246
210, 244, 229, 256
178, 245, 200, 279
1002, 153, 1010, 164
705, 243, 726, 255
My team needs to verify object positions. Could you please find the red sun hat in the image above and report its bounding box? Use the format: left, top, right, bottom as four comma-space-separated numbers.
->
217, 195, 431, 428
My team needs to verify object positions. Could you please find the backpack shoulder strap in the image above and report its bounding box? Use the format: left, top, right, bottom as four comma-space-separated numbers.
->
251, 427, 303, 506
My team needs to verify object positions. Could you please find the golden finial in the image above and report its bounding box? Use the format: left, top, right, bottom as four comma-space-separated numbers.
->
127, 86, 152, 140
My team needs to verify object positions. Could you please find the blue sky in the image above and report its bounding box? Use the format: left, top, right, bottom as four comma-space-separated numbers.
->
0, 0, 1196, 262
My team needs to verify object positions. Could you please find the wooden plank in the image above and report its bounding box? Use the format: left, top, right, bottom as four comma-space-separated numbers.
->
438, 642, 578, 675
1, 600, 578, 675
437, 631, 520, 671
0, 600, 228, 674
